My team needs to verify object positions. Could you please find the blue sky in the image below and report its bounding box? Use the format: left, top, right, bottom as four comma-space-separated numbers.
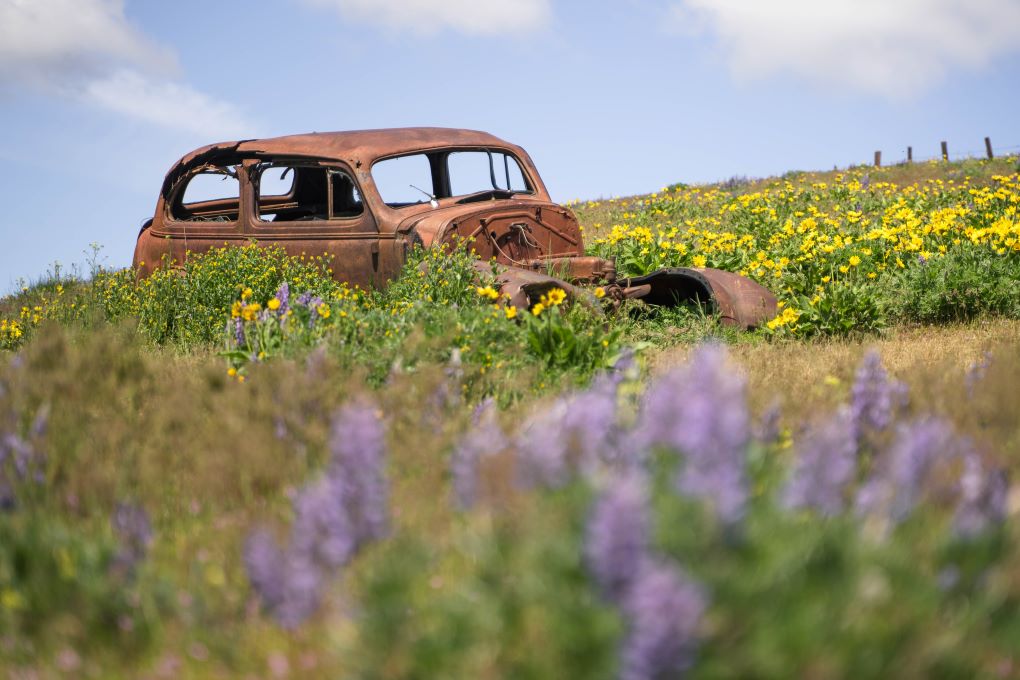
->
1, 0, 1018, 289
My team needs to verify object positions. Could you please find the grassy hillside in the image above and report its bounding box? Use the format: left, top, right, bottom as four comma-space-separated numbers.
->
1, 156, 1019, 678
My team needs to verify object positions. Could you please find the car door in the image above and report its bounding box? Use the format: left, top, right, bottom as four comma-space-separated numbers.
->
243, 158, 393, 289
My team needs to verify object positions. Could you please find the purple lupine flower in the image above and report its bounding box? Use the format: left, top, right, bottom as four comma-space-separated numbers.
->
561, 374, 624, 471
244, 529, 286, 611
850, 351, 906, 445
937, 566, 961, 591
783, 408, 857, 516
450, 398, 506, 509
620, 558, 707, 680
30, 404, 48, 440
0, 402, 44, 510
305, 295, 325, 328
290, 476, 355, 569
111, 502, 154, 576
514, 398, 572, 489
273, 552, 325, 629
113, 502, 153, 555
244, 530, 323, 629
4, 433, 32, 479
954, 453, 1008, 537
245, 475, 354, 629
517, 364, 633, 488
296, 291, 315, 307
637, 344, 749, 523
857, 416, 1009, 535
328, 401, 389, 546
753, 402, 782, 446
245, 397, 392, 629
233, 318, 246, 347
274, 282, 290, 315
607, 347, 637, 386
856, 417, 964, 524
586, 471, 651, 603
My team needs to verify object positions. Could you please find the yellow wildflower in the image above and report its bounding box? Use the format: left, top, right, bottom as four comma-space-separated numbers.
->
241, 303, 261, 321
475, 285, 500, 301
544, 288, 567, 306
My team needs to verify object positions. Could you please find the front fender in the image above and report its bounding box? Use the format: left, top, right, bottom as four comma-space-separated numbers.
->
621, 268, 777, 329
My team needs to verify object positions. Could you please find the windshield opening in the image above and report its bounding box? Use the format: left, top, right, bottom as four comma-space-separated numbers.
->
372, 148, 533, 208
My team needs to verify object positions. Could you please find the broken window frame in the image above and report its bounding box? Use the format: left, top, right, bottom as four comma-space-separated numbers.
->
250, 159, 365, 225
166, 162, 243, 226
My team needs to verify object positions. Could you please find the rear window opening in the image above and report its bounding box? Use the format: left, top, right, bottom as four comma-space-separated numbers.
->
254, 162, 363, 223
170, 165, 240, 222
372, 148, 533, 208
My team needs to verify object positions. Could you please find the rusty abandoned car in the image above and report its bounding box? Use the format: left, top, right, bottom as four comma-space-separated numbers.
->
133, 127, 776, 327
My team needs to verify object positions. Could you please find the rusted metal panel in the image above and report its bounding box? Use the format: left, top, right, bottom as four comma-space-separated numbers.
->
470, 261, 597, 311
621, 268, 778, 329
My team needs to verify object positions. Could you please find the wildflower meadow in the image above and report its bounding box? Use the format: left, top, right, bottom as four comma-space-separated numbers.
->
1, 156, 1019, 678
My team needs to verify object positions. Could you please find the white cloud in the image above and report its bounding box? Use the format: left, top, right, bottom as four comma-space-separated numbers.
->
82, 70, 251, 141
0, 0, 174, 84
302, 0, 552, 35
668, 0, 1020, 98
0, 0, 253, 138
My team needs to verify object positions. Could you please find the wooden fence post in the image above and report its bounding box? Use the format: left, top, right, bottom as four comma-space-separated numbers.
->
985, 137, 994, 159
941, 141, 949, 161
874, 151, 882, 167
907, 146, 913, 163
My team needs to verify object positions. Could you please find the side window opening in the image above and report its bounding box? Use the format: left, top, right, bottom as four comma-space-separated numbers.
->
371, 153, 435, 207
171, 165, 240, 222
255, 162, 363, 222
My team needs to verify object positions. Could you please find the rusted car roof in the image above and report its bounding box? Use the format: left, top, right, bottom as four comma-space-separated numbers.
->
175, 128, 518, 170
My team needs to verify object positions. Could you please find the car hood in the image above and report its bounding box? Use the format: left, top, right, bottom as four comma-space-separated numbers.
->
395, 198, 584, 265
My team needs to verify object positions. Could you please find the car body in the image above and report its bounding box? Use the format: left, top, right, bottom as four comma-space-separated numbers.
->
134, 127, 776, 327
